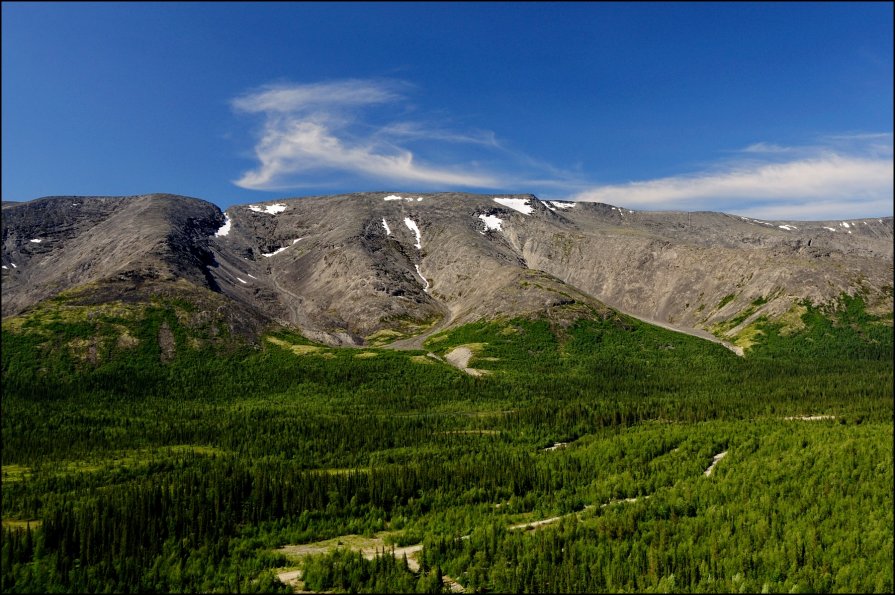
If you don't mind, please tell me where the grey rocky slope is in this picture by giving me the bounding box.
[2,192,892,347]
[0,194,268,337]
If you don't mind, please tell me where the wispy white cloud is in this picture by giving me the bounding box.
[232,79,404,114]
[823,132,893,142]
[572,136,893,220]
[237,118,501,189]
[232,79,504,190]
[731,198,894,221]
[375,121,500,147]
[740,142,797,154]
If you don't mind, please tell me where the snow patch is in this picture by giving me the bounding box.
[840,221,850,228]
[261,246,290,257]
[11,263,17,268]
[778,224,797,231]
[247,274,257,279]
[404,217,422,249]
[1,265,6,270]
[479,214,503,232]
[550,201,575,209]
[236,277,247,284]
[292,238,302,244]
[823,227,836,232]
[71,203,79,206]
[414,265,429,293]
[382,218,392,236]
[214,214,232,237]
[493,197,533,215]
[248,203,287,215]
[29,238,42,243]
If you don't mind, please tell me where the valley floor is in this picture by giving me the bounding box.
[1,297,892,593]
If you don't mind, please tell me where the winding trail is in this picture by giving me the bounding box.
[595,297,744,356]
[509,514,569,531]
[627,312,743,356]
[383,300,454,351]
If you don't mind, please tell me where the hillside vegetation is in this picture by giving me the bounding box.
[1,292,892,593]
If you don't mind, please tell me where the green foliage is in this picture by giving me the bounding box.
[717,293,737,308]
[301,549,435,593]
[746,294,892,361]
[1,294,892,592]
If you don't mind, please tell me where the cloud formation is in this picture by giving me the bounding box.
[572,137,893,220]
[232,80,503,190]
[230,80,891,221]
[232,79,402,114]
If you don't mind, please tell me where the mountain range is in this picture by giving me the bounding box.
[2,192,892,350]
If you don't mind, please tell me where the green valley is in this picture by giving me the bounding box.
[1,294,892,593]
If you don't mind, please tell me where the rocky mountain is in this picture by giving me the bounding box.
[2,192,892,348]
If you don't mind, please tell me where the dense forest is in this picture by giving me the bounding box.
[1,290,892,593]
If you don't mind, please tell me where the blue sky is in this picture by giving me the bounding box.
[2,2,892,219]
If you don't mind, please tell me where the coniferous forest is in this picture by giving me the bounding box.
[1,291,892,593]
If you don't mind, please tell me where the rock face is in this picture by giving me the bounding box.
[2,192,892,346]
[1,194,218,310]
[0,194,268,337]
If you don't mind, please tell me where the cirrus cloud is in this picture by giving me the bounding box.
[231,79,504,190]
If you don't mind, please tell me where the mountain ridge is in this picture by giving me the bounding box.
[2,192,892,349]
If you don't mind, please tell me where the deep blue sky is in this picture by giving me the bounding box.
[3,2,892,219]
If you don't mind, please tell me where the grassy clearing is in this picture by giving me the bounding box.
[265,336,322,355]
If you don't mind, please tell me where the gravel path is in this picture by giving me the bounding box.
[445,346,472,368]
[444,346,483,376]
[609,308,744,356]
[703,451,728,476]
[382,302,454,351]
